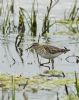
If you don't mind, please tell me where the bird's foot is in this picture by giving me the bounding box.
[39,63,50,70]
[40,63,44,66]
[51,59,54,70]
[44,65,50,70]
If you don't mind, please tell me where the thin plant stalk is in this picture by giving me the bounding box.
[11,76,15,100]
[75,72,79,97]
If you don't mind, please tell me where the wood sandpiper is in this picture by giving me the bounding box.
[26,43,70,69]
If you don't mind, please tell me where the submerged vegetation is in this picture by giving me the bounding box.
[0,71,77,90]
[0,71,79,99]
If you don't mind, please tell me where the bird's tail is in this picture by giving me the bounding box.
[64,47,70,53]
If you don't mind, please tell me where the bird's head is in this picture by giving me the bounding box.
[32,43,39,47]
[26,43,39,50]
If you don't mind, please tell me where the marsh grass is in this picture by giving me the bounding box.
[15,8,25,63]
[2,10,10,35]
[30,9,37,37]
[42,0,59,37]
[42,13,50,37]
[57,0,79,34]
[63,72,79,100]
[0,73,79,99]
[42,0,53,36]
[1,0,15,36]
[0,72,76,90]
[21,0,38,37]
[0,5,2,16]
[22,0,58,37]
[30,0,37,37]
[75,72,79,97]
[0,0,79,100]
[0,1,16,67]
[69,0,78,21]
[10,0,14,14]
[18,8,25,34]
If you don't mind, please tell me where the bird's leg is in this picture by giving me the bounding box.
[42,65,50,70]
[51,59,54,69]
[41,59,50,65]
[36,54,50,69]
[40,59,50,69]
[36,54,40,65]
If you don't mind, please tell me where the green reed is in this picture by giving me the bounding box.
[2,9,10,35]
[69,0,77,21]
[30,0,37,37]
[1,0,14,36]
[42,0,59,36]
[68,0,79,33]
[63,72,79,100]
[59,0,79,34]
[75,72,79,97]
[42,15,50,37]
[21,0,38,37]
[19,0,58,37]
[18,8,25,34]
[0,4,2,16]
[42,0,53,36]
[15,8,25,64]
[10,0,14,14]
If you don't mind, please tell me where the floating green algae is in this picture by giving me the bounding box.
[63,94,79,100]
[0,71,77,91]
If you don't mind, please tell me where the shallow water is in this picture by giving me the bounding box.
[0,0,79,100]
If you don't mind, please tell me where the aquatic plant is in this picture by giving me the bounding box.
[18,8,25,34]
[57,0,79,34]
[0,0,3,16]
[30,0,37,37]
[42,0,59,36]
[0,0,16,67]
[11,76,15,100]
[2,10,10,35]
[10,0,14,14]
[75,72,79,97]
[0,72,79,99]
[21,0,38,37]
[69,0,78,21]
[63,72,79,100]
[30,9,37,37]
[1,0,15,36]
[15,8,26,63]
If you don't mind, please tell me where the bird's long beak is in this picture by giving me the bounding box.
[25,45,33,50]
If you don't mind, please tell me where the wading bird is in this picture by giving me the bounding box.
[26,43,70,69]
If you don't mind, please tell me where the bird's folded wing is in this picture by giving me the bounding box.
[43,45,61,54]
